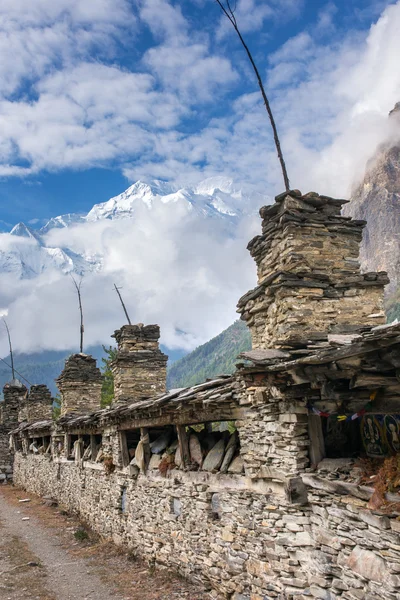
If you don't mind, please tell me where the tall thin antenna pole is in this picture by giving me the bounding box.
[0,357,31,386]
[114,284,132,325]
[71,276,84,353]
[215,0,290,191]
[3,319,15,380]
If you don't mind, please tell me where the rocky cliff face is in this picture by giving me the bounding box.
[344,104,400,297]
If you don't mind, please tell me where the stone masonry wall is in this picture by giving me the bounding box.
[111,324,168,404]
[237,191,388,349]
[1,381,27,481]
[236,377,310,480]
[56,354,102,416]
[13,450,400,600]
[26,385,53,421]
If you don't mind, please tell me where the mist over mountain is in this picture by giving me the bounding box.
[1,177,259,281]
[345,103,400,298]
[0,176,261,359]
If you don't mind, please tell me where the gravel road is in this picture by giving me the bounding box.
[0,486,209,600]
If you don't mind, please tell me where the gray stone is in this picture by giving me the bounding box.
[220,433,238,473]
[148,454,162,470]
[227,456,244,474]
[189,434,203,466]
[347,546,388,583]
[203,439,225,472]
[150,431,172,454]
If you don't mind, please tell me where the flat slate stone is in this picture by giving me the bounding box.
[174,445,182,468]
[189,434,203,466]
[228,456,244,474]
[203,439,226,472]
[150,431,172,454]
[239,349,291,362]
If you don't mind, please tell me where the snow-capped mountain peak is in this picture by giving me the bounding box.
[10,222,42,243]
[40,213,84,235]
[1,177,257,280]
[193,176,237,196]
[85,177,244,223]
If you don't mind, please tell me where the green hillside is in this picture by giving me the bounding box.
[167,320,251,389]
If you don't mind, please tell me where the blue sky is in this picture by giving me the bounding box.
[0,0,399,228]
[1,0,400,357]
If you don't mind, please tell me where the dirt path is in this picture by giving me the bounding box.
[0,486,209,600]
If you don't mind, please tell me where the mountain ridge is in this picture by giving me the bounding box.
[345,103,400,296]
[1,176,262,281]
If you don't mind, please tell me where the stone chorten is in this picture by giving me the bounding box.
[111,324,168,404]
[56,354,102,416]
[237,190,389,349]
[2,380,28,428]
[26,385,53,422]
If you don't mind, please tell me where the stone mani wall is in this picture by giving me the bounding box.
[10,190,400,597]
[111,324,168,404]
[13,448,400,600]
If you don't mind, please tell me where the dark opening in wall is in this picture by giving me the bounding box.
[120,429,141,467]
[42,436,51,454]
[90,434,102,461]
[54,436,64,457]
[14,436,23,452]
[28,437,42,454]
[67,434,79,460]
[323,416,362,459]
[119,422,242,475]
[175,421,242,474]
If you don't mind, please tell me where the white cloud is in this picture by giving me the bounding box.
[0,203,258,356]
[215,0,303,38]
[1,0,400,359]
[0,63,186,173]
[0,0,135,99]
[139,0,188,39]
[129,1,400,197]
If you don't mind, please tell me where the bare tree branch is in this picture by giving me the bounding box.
[215,0,290,191]
[71,276,84,353]
[3,319,15,380]
[113,284,132,325]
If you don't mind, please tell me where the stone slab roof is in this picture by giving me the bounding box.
[238,321,400,371]
[14,375,237,434]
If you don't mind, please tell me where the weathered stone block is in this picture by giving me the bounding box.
[347,546,388,583]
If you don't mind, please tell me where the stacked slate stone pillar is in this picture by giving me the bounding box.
[0,380,27,481]
[56,354,102,416]
[237,190,388,349]
[111,324,168,404]
[236,190,389,482]
[26,385,53,421]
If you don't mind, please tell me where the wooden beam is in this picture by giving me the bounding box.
[119,431,130,467]
[176,425,190,468]
[140,427,151,472]
[64,433,70,459]
[118,408,241,431]
[308,414,325,466]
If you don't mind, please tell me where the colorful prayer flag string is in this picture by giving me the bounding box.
[308,391,377,421]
